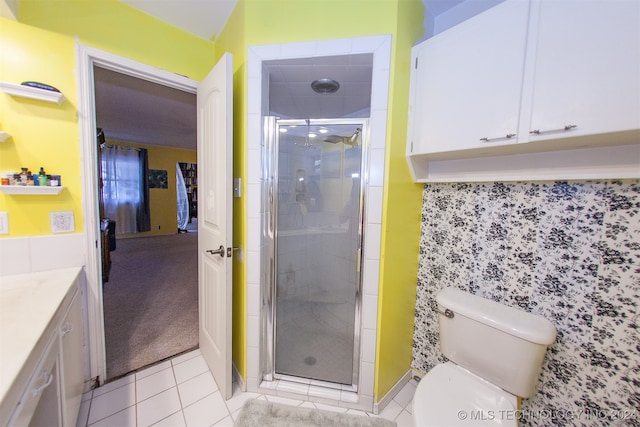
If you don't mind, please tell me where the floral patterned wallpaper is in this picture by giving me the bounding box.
[412,180,639,426]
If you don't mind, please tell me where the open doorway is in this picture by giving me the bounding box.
[79,45,233,395]
[93,65,199,381]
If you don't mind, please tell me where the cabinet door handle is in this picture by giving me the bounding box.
[480,133,516,142]
[530,124,577,135]
[33,371,54,396]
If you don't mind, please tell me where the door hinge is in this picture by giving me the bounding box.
[415,56,419,69]
[90,376,100,390]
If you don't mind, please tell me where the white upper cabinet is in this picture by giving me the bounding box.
[521,0,640,143]
[407,0,640,182]
[408,0,530,156]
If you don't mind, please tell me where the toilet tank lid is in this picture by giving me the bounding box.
[436,287,557,345]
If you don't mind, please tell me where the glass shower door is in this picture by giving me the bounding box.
[271,118,366,387]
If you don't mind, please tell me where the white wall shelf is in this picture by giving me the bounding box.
[0,185,64,195]
[0,81,65,104]
[408,142,640,183]
[0,131,10,142]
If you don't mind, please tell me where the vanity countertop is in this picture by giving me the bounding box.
[0,267,82,408]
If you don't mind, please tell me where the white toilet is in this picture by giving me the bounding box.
[413,287,557,426]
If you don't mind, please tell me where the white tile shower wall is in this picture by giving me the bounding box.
[413,180,640,427]
[246,35,391,412]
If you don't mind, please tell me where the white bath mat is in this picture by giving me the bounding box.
[234,398,397,427]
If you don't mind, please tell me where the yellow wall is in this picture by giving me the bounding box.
[0,18,81,236]
[105,139,196,237]
[375,0,426,399]
[18,0,216,82]
[216,0,425,401]
[14,0,426,404]
[214,0,247,383]
[2,2,213,239]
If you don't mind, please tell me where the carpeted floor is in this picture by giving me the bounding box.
[103,230,198,380]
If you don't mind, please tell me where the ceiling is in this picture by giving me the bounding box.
[96,0,466,151]
[265,54,373,120]
[94,67,197,150]
[119,0,466,41]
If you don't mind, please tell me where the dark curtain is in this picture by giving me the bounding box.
[137,148,151,232]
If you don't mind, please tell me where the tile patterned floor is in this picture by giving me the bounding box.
[77,349,417,427]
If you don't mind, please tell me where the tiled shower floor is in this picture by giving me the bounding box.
[77,349,417,427]
[276,299,354,384]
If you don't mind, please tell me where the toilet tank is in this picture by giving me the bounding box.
[436,287,556,398]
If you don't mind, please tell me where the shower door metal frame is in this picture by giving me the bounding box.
[261,116,369,391]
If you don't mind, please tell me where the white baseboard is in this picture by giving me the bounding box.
[232,362,246,393]
[373,369,413,415]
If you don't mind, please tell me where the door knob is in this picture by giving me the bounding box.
[206,245,225,257]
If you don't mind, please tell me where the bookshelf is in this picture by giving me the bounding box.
[178,162,197,223]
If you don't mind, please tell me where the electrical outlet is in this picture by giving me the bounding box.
[0,212,8,234]
[50,211,75,233]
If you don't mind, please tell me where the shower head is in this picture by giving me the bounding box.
[350,128,360,142]
[349,128,361,145]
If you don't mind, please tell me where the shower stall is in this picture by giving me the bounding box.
[263,117,368,389]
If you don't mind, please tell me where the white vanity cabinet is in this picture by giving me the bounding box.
[407,0,640,182]
[59,290,84,427]
[9,334,62,427]
[407,0,530,156]
[0,268,85,427]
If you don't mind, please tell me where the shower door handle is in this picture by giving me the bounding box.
[206,245,225,257]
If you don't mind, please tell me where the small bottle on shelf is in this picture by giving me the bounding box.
[0,172,12,185]
[19,167,28,185]
[38,167,48,186]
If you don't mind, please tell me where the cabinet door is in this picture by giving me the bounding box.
[9,335,62,427]
[60,291,84,427]
[524,0,640,141]
[408,0,530,155]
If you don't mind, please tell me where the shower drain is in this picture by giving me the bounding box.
[304,356,317,366]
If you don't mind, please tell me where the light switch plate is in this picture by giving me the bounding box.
[0,212,8,234]
[51,211,75,233]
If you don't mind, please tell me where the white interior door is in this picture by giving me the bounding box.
[197,52,233,399]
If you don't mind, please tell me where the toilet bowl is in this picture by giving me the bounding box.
[412,287,556,426]
[413,362,518,426]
